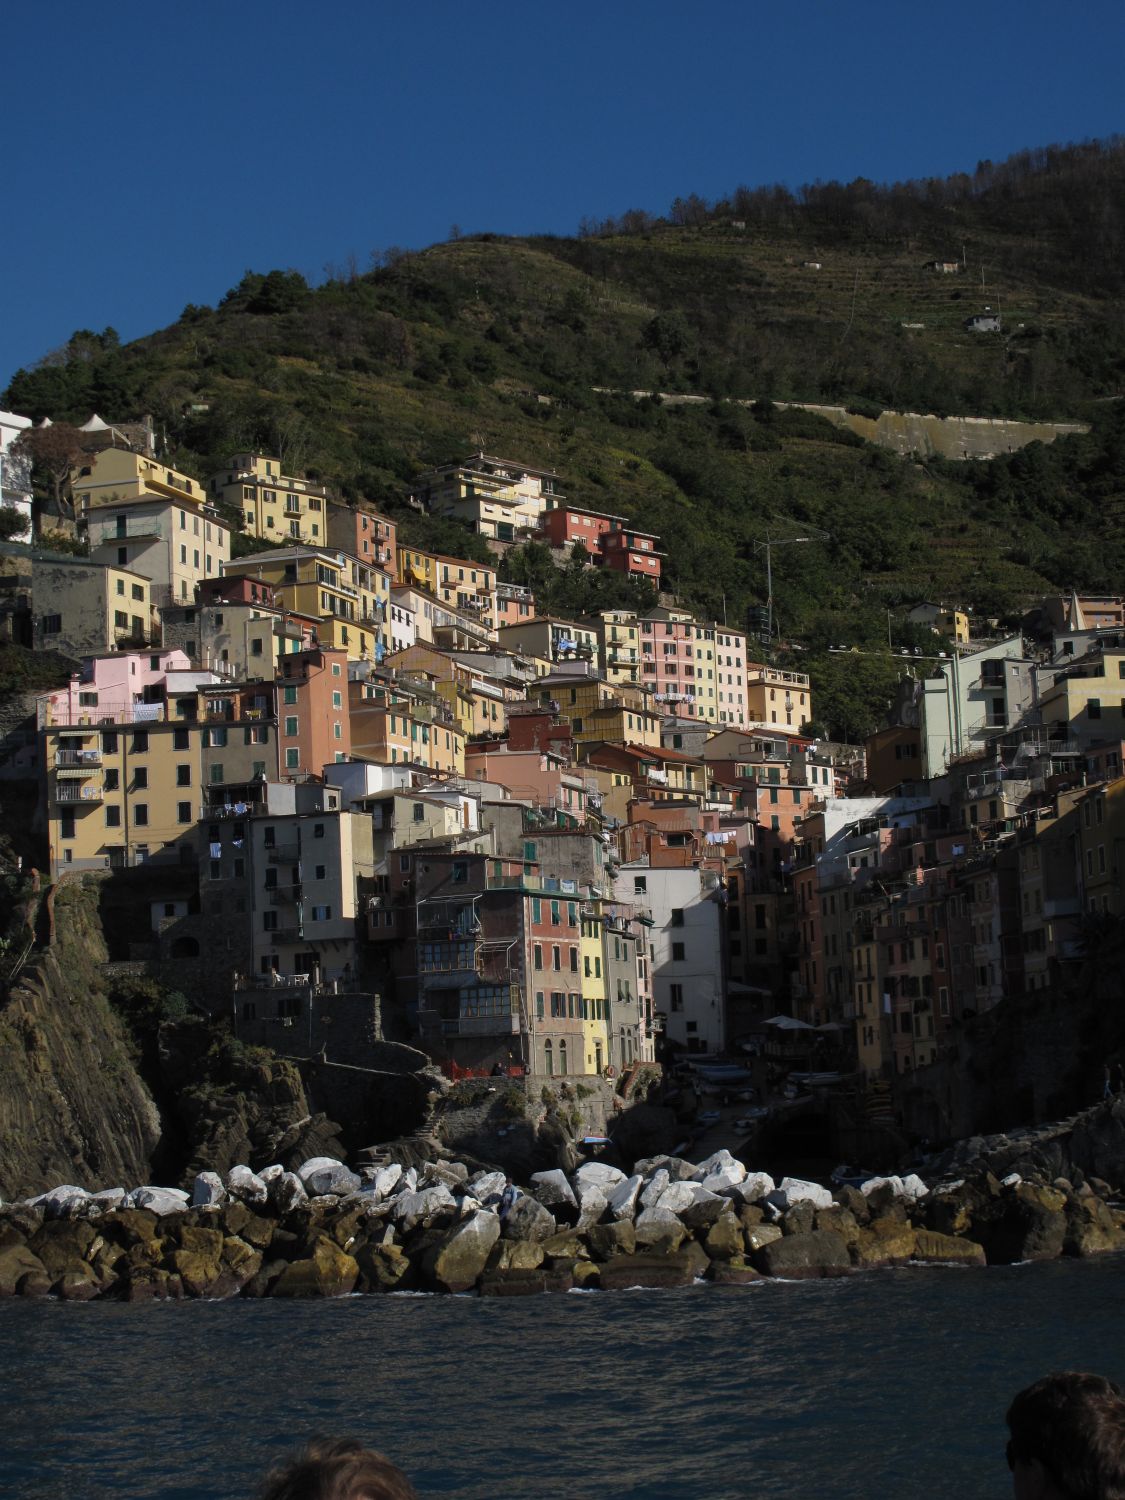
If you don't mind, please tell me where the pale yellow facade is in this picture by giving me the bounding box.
[410,454,562,542]
[210,454,332,546]
[72,448,209,516]
[221,549,389,663]
[579,908,610,1075]
[745,665,812,729]
[32,558,154,657]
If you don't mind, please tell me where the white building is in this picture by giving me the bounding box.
[0,410,33,537]
[614,862,725,1054]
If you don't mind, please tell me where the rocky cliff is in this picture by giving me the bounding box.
[0,883,162,1200]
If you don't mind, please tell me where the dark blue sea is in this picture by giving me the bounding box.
[3,1257,1124,1499]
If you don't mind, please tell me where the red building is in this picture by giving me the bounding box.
[599,523,663,582]
[537,505,663,583]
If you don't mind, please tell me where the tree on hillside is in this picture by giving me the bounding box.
[12,423,88,532]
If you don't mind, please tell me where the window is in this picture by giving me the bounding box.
[133,804,149,827]
[413,802,425,822]
[672,942,685,961]
[132,732,148,754]
[284,716,298,736]
[177,802,192,824]
[534,944,543,970]
[634,877,647,895]
[311,905,333,921]
[285,748,299,769]
[173,728,189,750]
[133,767,148,789]
[670,908,684,926]
[210,763,225,784]
[1088,699,1102,719]
[283,686,298,705]
[105,806,121,828]
[569,947,579,972]
[176,764,191,786]
[670,983,684,1011]
[452,860,468,883]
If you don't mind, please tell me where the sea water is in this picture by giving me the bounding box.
[3,1256,1124,1499]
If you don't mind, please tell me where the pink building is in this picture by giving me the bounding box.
[639,609,698,716]
[40,648,195,726]
[464,744,588,818]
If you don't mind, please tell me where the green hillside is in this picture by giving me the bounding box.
[6,139,1125,738]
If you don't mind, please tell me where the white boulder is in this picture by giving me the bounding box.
[779,1176,833,1209]
[42,1185,91,1219]
[575,1184,608,1230]
[302,1162,362,1197]
[226,1165,268,1205]
[269,1171,308,1214]
[574,1161,626,1193]
[392,1185,457,1232]
[127,1186,190,1216]
[468,1170,505,1205]
[607,1174,643,1222]
[531,1169,578,1213]
[693,1150,747,1185]
[639,1168,670,1210]
[191,1172,227,1207]
[373,1163,404,1199]
[736,1172,776,1203]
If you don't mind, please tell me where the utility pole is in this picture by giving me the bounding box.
[754,529,830,645]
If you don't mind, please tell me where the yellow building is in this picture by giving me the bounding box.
[40,679,276,877]
[745,664,812,730]
[72,448,209,516]
[210,454,332,546]
[1078,778,1125,918]
[579,904,611,1075]
[529,674,660,749]
[73,449,231,607]
[383,644,517,738]
[1038,648,1125,747]
[593,609,641,688]
[396,547,498,631]
[220,548,389,663]
[349,677,466,774]
[32,557,154,657]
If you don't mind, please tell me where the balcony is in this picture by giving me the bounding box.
[442,1014,522,1037]
[55,748,102,771]
[91,520,164,544]
[52,782,103,804]
[268,884,303,906]
[266,844,302,864]
[270,926,304,945]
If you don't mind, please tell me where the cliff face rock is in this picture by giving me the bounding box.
[0,886,161,1201]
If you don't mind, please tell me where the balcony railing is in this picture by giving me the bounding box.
[266,845,301,864]
[270,926,304,945]
[55,749,102,770]
[268,884,303,906]
[52,783,103,803]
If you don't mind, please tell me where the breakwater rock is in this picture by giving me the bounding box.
[3,1144,1124,1302]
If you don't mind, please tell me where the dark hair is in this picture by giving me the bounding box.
[257,1438,417,1500]
[1006,1372,1125,1499]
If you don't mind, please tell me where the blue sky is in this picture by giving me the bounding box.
[4,0,1123,390]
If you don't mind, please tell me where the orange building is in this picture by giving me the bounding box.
[277,647,351,777]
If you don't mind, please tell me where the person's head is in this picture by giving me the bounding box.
[1006,1372,1125,1500]
[257,1438,416,1500]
